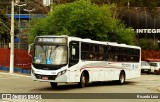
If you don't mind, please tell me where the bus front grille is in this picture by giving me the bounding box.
[34,74,57,80]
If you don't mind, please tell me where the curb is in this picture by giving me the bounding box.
[14,68,23,73]
[22,69,31,74]
[1,66,9,71]
[0,66,31,74]
[0,65,3,70]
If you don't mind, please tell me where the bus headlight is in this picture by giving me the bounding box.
[31,69,35,75]
[57,69,67,77]
[62,70,67,75]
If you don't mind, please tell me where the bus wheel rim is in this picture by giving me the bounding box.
[82,76,85,84]
[120,74,124,83]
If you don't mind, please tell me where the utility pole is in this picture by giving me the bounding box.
[10,0,15,73]
[50,0,53,12]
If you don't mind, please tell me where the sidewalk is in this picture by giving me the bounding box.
[0,65,31,75]
[0,71,31,77]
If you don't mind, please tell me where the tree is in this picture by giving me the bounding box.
[0,9,19,44]
[0,11,10,43]
[25,0,49,14]
[138,38,159,50]
[29,0,136,45]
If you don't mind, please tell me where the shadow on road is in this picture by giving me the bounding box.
[30,81,137,92]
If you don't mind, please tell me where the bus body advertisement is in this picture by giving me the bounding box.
[30,35,141,88]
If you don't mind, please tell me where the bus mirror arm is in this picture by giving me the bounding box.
[28,43,33,57]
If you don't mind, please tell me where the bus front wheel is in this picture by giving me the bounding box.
[78,72,89,88]
[50,82,57,88]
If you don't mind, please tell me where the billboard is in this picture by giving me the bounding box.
[120,8,160,40]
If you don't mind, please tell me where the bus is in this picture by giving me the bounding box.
[29,35,141,88]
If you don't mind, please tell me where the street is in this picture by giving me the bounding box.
[0,72,160,102]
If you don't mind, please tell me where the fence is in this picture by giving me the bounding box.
[141,50,160,61]
[0,48,32,70]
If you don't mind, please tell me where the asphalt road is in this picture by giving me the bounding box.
[0,72,160,102]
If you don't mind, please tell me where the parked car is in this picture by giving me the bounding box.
[141,61,151,74]
[149,62,160,75]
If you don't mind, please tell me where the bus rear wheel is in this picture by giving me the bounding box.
[118,72,125,85]
[78,72,89,88]
[50,82,57,88]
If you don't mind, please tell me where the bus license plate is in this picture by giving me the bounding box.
[42,76,48,80]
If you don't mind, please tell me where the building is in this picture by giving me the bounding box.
[120,7,160,42]
[6,14,46,49]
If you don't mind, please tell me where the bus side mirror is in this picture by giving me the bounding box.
[28,43,33,57]
[72,47,76,55]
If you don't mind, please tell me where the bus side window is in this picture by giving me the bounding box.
[114,55,118,61]
[81,43,89,60]
[107,46,114,61]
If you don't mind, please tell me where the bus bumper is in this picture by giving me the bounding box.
[31,72,68,82]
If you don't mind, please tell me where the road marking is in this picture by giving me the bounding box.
[142,79,160,81]
[136,83,160,86]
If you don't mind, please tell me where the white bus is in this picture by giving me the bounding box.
[29,35,141,88]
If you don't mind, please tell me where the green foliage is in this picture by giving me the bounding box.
[29,18,49,43]
[0,10,19,43]
[138,38,159,50]
[108,22,136,45]
[0,13,10,43]
[29,0,136,45]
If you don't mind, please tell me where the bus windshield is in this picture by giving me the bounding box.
[33,45,67,65]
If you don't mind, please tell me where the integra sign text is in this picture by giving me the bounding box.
[136,29,160,34]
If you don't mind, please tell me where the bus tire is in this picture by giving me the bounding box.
[78,72,89,88]
[50,82,57,88]
[118,72,125,85]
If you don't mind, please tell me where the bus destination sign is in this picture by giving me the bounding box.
[36,37,67,44]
